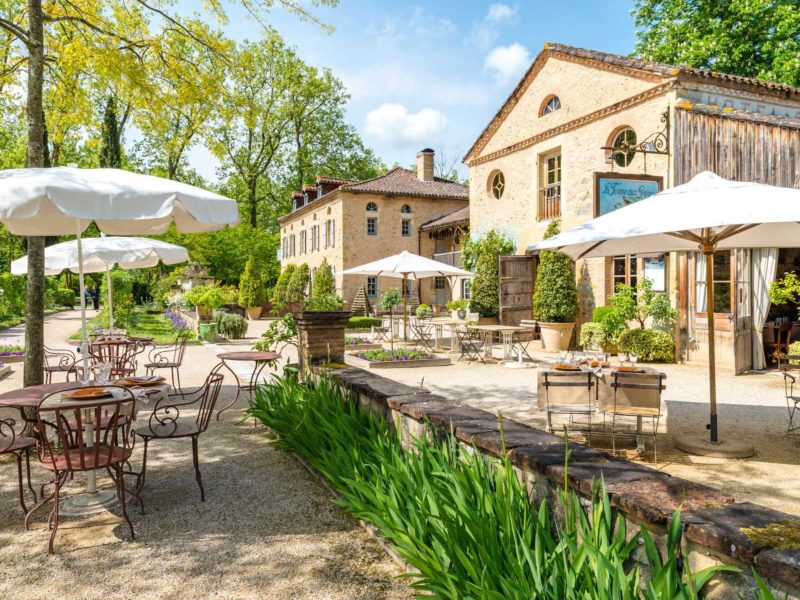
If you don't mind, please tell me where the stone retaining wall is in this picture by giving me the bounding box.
[314,364,800,600]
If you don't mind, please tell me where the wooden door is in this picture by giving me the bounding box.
[499,255,536,325]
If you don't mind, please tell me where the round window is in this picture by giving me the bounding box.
[366,202,378,212]
[612,128,637,167]
[490,172,505,200]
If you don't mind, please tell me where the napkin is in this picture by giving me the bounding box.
[107,386,150,404]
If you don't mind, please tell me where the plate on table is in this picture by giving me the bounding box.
[616,366,646,373]
[62,387,113,400]
[116,375,166,387]
[553,364,581,371]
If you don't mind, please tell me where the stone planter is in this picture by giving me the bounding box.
[346,342,383,351]
[245,306,262,320]
[345,353,451,369]
[0,364,11,379]
[0,353,24,364]
[539,322,575,351]
[295,310,353,376]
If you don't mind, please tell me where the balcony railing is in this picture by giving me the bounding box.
[538,183,561,220]
[433,251,463,268]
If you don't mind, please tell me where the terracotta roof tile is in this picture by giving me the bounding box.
[420,206,469,231]
[675,100,800,129]
[341,168,467,200]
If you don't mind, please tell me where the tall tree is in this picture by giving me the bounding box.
[633,0,800,85]
[98,96,122,168]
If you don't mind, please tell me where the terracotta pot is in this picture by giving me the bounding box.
[246,306,262,320]
[539,322,575,351]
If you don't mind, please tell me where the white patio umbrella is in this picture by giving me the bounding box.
[10,236,190,328]
[342,250,473,340]
[531,171,800,454]
[0,167,238,509]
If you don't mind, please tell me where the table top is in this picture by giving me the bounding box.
[539,363,666,377]
[217,351,280,362]
[0,380,168,409]
[68,337,152,347]
[472,324,529,332]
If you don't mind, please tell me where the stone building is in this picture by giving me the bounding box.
[278,149,468,309]
[465,43,800,372]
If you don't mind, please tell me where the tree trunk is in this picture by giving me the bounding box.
[249,178,258,228]
[23,0,45,387]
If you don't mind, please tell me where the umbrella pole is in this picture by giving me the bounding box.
[76,222,90,385]
[403,273,408,342]
[704,246,719,443]
[106,267,114,330]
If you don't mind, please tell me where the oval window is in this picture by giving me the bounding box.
[366,202,378,212]
[489,171,505,200]
[541,95,561,116]
[611,128,637,167]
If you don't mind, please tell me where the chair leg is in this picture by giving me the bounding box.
[174,367,184,396]
[137,438,150,493]
[24,448,36,503]
[192,436,205,501]
[48,473,62,555]
[115,464,135,540]
[15,452,28,514]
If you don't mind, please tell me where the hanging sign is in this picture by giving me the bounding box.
[594,173,662,217]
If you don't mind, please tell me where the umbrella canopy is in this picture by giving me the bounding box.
[341,250,473,279]
[529,171,800,452]
[0,167,239,235]
[9,236,189,275]
[530,171,800,259]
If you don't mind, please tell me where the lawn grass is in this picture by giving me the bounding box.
[70,309,197,344]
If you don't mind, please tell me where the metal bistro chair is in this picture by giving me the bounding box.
[0,417,37,517]
[88,339,140,378]
[144,332,189,395]
[512,320,540,362]
[43,345,78,384]
[33,386,139,554]
[410,320,436,352]
[783,371,800,446]
[542,370,595,444]
[456,326,485,363]
[608,370,666,462]
[134,373,224,502]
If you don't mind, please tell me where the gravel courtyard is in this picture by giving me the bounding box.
[0,311,411,600]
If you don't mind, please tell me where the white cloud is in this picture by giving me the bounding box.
[409,7,458,37]
[484,43,531,85]
[486,4,518,23]
[364,103,448,146]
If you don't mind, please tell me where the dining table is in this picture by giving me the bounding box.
[0,378,171,514]
[210,351,280,419]
[428,318,464,352]
[472,324,531,361]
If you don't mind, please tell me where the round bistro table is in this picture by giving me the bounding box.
[0,379,170,515]
[211,351,280,420]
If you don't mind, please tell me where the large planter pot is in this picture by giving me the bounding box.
[196,306,213,323]
[246,306,262,321]
[294,310,353,377]
[478,316,498,325]
[539,322,575,352]
[198,322,218,343]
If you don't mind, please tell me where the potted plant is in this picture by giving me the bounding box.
[294,292,352,376]
[415,303,431,319]
[187,284,234,342]
[446,298,469,320]
[239,256,265,320]
[532,220,578,351]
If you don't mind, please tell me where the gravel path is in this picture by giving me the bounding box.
[0,312,411,599]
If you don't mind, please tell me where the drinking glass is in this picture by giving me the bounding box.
[93,362,112,384]
[559,350,567,363]
[630,354,639,366]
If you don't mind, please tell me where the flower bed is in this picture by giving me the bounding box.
[345,336,382,351]
[0,345,24,363]
[346,347,450,369]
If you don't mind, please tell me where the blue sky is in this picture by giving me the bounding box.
[184,0,638,180]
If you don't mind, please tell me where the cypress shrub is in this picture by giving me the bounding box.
[286,263,310,303]
[311,257,336,300]
[532,220,578,323]
[467,230,516,318]
[271,264,296,305]
[239,255,265,308]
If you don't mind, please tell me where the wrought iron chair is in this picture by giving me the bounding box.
[608,370,666,462]
[512,321,539,362]
[456,326,485,363]
[32,386,139,554]
[88,339,139,378]
[0,418,37,517]
[783,372,800,446]
[43,345,78,384]
[410,321,436,352]
[541,370,595,444]
[134,373,224,501]
[144,333,189,395]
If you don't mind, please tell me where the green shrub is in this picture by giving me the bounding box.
[56,287,76,307]
[592,306,615,322]
[186,284,235,311]
[415,303,431,319]
[305,294,344,310]
[238,255,265,308]
[311,257,336,300]
[467,230,516,317]
[246,375,734,598]
[100,269,138,328]
[216,311,248,339]
[271,264,296,306]
[347,316,381,330]
[446,298,468,311]
[611,279,677,330]
[579,322,605,350]
[618,328,675,362]
[533,220,578,323]
[286,263,310,303]
[253,313,297,352]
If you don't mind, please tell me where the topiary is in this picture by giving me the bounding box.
[618,328,675,362]
[272,264,296,305]
[312,258,336,301]
[532,220,578,323]
[416,303,431,319]
[238,255,265,308]
[286,263,310,303]
[592,306,615,323]
[468,230,516,318]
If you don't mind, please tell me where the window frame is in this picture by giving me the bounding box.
[366,201,378,212]
[540,95,561,116]
[695,251,734,317]
[461,278,471,300]
[489,171,505,200]
[538,151,562,220]
[367,216,378,236]
[401,204,412,214]
[610,127,637,168]
[401,218,412,237]
[367,276,378,298]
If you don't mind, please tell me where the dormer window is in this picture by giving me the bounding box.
[401,204,411,214]
[540,95,561,116]
[316,183,323,198]
[303,191,312,204]
[366,202,378,212]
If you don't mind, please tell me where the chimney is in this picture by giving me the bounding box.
[416,148,435,182]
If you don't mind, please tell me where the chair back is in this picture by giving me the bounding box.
[763,326,776,344]
[195,373,224,433]
[43,345,76,370]
[542,371,594,408]
[36,386,135,472]
[149,332,188,366]
[0,418,19,453]
[90,340,137,376]
[148,373,224,437]
[609,371,665,415]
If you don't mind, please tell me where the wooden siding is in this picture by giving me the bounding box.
[674,108,800,187]
[499,255,536,325]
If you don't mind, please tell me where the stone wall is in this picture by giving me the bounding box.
[314,364,800,599]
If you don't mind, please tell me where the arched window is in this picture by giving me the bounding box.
[540,95,561,116]
[366,202,378,212]
[488,171,505,200]
[401,204,412,214]
[610,127,637,167]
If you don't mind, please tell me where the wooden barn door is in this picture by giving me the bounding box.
[499,255,536,325]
